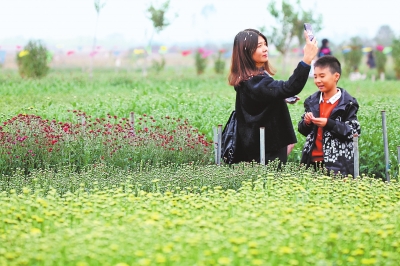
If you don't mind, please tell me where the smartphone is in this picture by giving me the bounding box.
[304,23,314,41]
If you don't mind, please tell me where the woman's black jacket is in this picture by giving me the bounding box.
[233,62,310,163]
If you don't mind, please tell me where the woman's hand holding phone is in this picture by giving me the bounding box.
[302,25,318,64]
[285,96,300,104]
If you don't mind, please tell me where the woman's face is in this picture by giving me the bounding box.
[252,35,268,68]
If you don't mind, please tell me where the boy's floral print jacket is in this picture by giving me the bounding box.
[298,88,361,176]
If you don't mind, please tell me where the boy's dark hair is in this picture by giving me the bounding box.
[321,38,329,47]
[314,55,341,75]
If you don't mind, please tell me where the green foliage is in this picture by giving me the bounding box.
[147,0,171,33]
[16,40,49,78]
[0,70,399,179]
[0,160,284,195]
[195,49,208,75]
[151,56,166,73]
[214,49,226,74]
[264,0,322,56]
[392,36,400,79]
[342,37,363,75]
[375,50,387,74]
[94,0,106,14]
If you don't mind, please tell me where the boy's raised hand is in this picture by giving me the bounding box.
[302,31,318,65]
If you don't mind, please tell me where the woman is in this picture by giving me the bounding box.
[227,29,318,164]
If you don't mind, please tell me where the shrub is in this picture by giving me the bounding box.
[392,37,400,79]
[16,40,49,78]
[214,49,226,74]
[151,55,166,73]
[342,37,363,75]
[195,48,209,75]
[0,111,213,176]
[375,45,387,75]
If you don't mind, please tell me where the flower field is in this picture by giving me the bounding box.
[1,168,400,265]
[1,68,400,265]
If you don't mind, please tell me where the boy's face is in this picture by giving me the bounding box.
[314,66,340,94]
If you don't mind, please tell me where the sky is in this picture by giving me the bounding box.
[0,0,399,50]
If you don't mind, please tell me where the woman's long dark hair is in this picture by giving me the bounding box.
[228,29,276,86]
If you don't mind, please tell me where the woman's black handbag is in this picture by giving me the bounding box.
[221,111,237,164]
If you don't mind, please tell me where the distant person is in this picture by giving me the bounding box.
[309,38,331,78]
[227,28,318,165]
[367,51,376,69]
[298,55,361,177]
[318,38,332,57]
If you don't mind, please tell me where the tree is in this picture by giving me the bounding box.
[89,0,106,79]
[392,36,400,79]
[144,0,174,75]
[147,0,171,34]
[342,37,363,76]
[263,0,322,73]
[16,40,49,78]
[374,25,395,47]
[375,46,387,77]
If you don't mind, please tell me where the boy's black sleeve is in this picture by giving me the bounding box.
[324,100,361,140]
[298,100,314,136]
[298,114,314,137]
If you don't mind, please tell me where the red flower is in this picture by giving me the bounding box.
[51,139,58,145]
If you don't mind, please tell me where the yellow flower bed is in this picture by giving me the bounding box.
[1,175,400,265]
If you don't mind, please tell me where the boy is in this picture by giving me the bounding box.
[298,55,361,177]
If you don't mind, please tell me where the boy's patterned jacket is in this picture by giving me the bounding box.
[298,88,361,176]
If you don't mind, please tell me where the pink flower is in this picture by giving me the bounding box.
[181,50,191,56]
[198,48,212,58]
